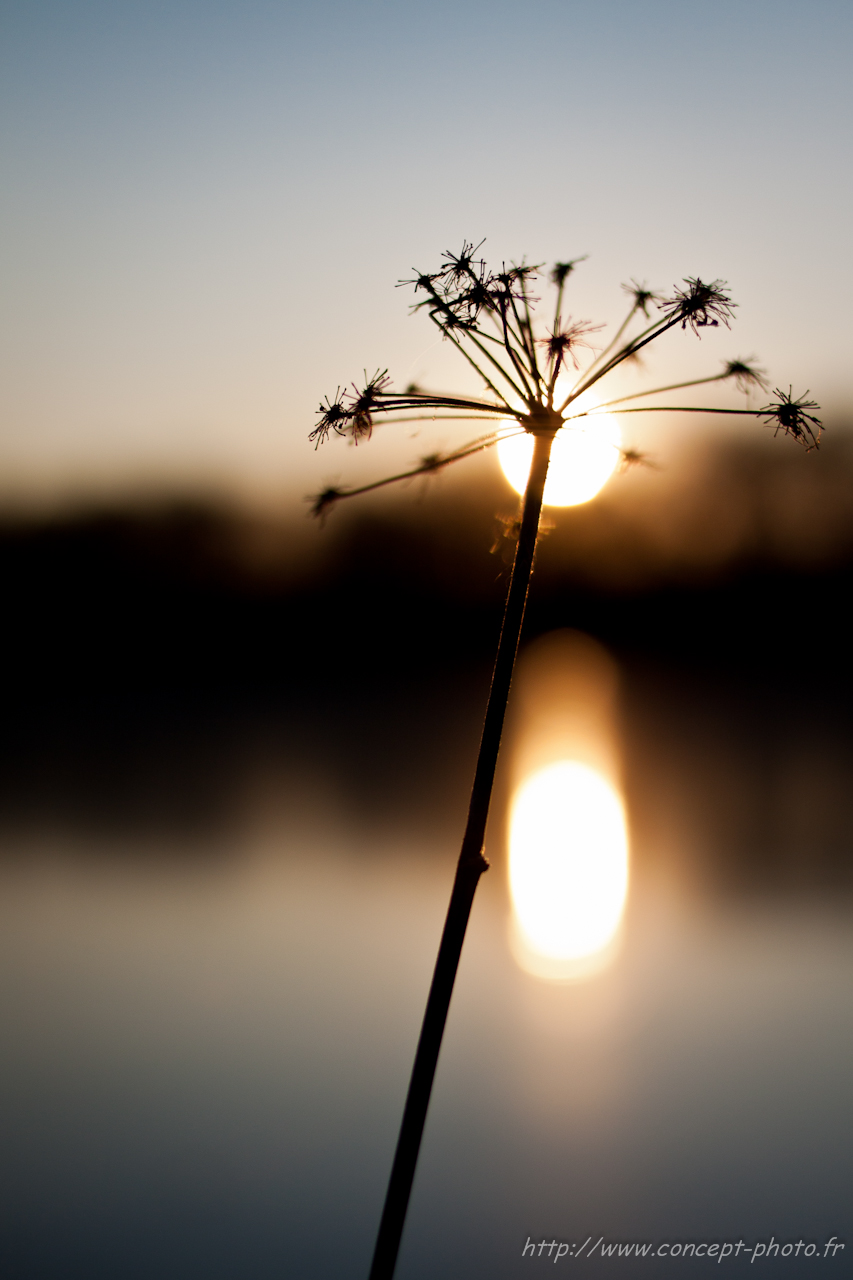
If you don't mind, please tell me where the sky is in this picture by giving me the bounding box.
[1,0,851,513]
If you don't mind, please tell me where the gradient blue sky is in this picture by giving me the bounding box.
[1,0,850,510]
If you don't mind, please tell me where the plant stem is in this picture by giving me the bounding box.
[368,428,556,1280]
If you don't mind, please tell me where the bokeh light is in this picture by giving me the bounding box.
[508,759,629,981]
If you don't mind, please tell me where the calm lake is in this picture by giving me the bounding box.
[1,634,851,1278]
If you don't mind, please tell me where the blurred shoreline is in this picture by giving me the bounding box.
[2,428,852,693]
[2,428,851,897]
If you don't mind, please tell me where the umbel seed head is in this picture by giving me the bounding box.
[659,277,736,334]
[308,243,821,516]
[759,387,822,450]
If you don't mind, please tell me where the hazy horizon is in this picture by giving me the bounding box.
[2,0,851,515]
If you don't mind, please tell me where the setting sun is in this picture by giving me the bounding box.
[497,401,621,507]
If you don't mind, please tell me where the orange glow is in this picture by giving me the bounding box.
[508,760,629,981]
[497,393,621,507]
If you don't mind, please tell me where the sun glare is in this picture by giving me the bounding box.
[497,395,621,507]
[508,760,629,981]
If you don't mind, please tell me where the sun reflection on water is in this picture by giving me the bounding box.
[506,631,629,981]
[509,760,629,981]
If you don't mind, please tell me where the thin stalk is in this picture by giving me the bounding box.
[365,414,512,426]
[477,300,530,354]
[560,314,680,410]
[322,428,529,508]
[440,322,528,408]
[374,394,509,413]
[425,299,531,405]
[517,289,545,390]
[368,429,556,1280]
[577,302,639,383]
[594,372,729,410]
[546,340,566,403]
[471,323,527,352]
[550,256,588,330]
[496,302,538,402]
[552,279,566,333]
[579,404,763,416]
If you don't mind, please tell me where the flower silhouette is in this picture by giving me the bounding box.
[320,245,823,1280]
[310,245,820,515]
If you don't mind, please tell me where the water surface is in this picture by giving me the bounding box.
[1,644,851,1277]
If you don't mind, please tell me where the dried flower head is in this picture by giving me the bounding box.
[618,447,657,471]
[310,390,351,448]
[493,263,538,308]
[722,357,769,393]
[550,257,588,288]
[348,370,390,442]
[310,245,820,521]
[309,485,344,521]
[418,452,450,474]
[437,239,487,290]
[457,262,532,327]
[410,271,442,295]
[621,279,662,318]
[452,274,498,326]
[404,245,541,335]
[759,387,822,450]
[310,371,394,447]
[659,277,736,334]
[539,318,604,371]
